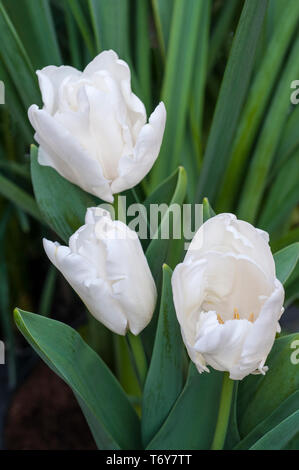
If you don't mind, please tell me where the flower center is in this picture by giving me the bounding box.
[217,308,255,324]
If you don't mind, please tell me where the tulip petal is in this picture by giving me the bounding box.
[111,102,166,194]
[28,105,113,202]
[43,238,128,335]
[37,65,81,114]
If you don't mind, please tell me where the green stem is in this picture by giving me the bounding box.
[126,332,147,388]
[211,372,234,450]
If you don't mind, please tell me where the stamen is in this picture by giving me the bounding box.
[233,308,240,320]
[217,314,224,324]
[249,313,254,323]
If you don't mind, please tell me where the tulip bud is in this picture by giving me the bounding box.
[28,50,166,203]
[43,207,157,335]
[172,213,285,380]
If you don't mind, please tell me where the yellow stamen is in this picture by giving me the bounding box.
[249,313,254,323]
[233,308,240,320]
[217,314,224,324]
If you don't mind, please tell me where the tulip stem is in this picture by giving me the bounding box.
[125,332,147,389]
[211,372,234,450]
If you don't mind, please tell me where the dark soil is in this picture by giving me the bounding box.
[4,361,97,450]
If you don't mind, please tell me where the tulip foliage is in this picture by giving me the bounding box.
[0,0,299,451]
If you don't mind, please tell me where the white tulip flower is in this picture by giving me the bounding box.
[28,50,166,203]
[172,213,285,380]
[43,207,157,335]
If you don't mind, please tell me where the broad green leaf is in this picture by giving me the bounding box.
[237,35,299,223]
[235,391,299,449]
[217,0,299,212]
[142,265,184,447]
[271,227,299,253]
[2,0,61,69]
[14,308,141,450]
[196,0,267,204]
[250,411,299,450]
[274,243,299,285]
[238,333,299,436]
[0,172,42,223]
[150,0,204,185]
[147,364,223,450]
[30,145,96,243]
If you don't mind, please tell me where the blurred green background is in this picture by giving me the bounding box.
[0,0,299,449]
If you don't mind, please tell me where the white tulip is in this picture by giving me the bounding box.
[28,50,166,203]
[43,207,157,335]
[172,213,285,380]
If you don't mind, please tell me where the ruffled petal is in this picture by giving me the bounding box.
[111,102,166,194]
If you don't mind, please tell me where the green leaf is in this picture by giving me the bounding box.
[189,0,211,162]
[250,411,299,450]
[2,0,61,69]
[142,264,184,447]
[258,149,299,235]
[235,391,299,449]
[224,381,241,449]
[150,0,204,185]
[30,145,96,243]
[208,0,239,73]
[203,197,216,222]
[270,105,299,181]
[0,172,42,223]
[196,0,268,204]
[151,0,174,58]
[145,166,187,281]
[217,0,299,212]
[147,364,223,450]
[142,166,187,356]
[237,34,299,223]
[0,1,41,110]
[88,0,130,62]
[274,243,299,285]
[238,333,299,437]
[14,308,141,450]
[66,0,95,58]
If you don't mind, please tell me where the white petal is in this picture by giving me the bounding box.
[111,102,166,194]
[28,105,113,202]
[37,65,81,114]
[98,220,157,335]
[186,213,276,283]
[43,238,128,335]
